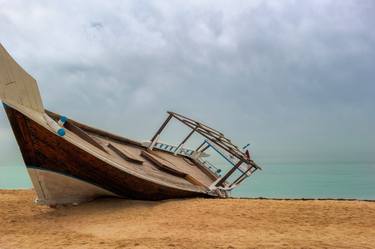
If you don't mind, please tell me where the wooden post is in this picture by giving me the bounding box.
[236,168,257,186]
[195,141,207,151]
[200,144,210,153]
[149,113,172,150]
[174,126,198,155]
[229,166,252,188]
[215,160,243,187]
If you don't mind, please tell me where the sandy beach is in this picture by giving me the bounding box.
[0,190,374,249]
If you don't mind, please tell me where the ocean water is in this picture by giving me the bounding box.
[232,162,375,200]
[0,163,374,200]
[0,165,31,189]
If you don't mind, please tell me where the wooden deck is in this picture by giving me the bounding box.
[46,110,218,190]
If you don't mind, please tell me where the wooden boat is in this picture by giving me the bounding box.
[0,43,261,205]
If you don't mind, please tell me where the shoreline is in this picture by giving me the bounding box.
[1,189,374,248]
[233,197,375,202]
[2,188,374,202]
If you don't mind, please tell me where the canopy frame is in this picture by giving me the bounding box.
[149,111,261,189]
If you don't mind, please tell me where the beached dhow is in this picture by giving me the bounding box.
[0,44,261,205]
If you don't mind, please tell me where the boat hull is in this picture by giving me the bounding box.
[4,105,209,204]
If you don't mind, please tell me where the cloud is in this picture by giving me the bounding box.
[0,0,374,163]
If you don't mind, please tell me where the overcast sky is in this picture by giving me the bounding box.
[0,0,374,166]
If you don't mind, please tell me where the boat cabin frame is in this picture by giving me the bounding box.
[148,111,261,190]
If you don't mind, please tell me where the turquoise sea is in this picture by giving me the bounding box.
[0,163,374,200]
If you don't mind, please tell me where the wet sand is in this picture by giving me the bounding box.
[0,190,374,249]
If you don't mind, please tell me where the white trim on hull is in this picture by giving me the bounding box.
[27,168,118,205]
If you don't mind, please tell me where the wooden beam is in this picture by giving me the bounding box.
[107,143,143,165]
[215,160,243,187]
[200,144,210,153]
[140,151,187,177]
[168,111,224,137]
[45,110,143,148]
[195,141,207,151]
[171,113,245,161]
[236,168,257,186]
[229,167,253,187]
[149,113,173,149]
[64,121,107,153]
[174,126,198,155]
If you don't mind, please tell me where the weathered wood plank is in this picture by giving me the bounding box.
[140,150,187,178]
[107,143,143,165]
[64,121,107,153]
[45,110,143,148]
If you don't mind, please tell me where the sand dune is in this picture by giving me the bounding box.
[0,190,374,249]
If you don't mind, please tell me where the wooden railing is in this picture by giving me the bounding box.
[153,142,195,157]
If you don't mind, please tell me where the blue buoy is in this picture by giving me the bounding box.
[59,116,68,123]
[57,128,65,136]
